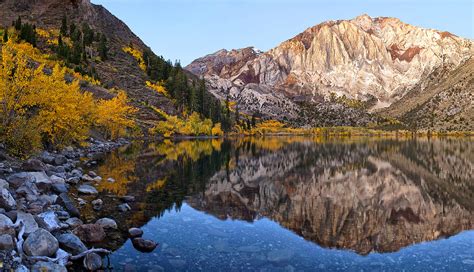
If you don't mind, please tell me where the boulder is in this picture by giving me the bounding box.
[0,188,16,211]
[39,151,55,165]
[96,218,117,230]
[83,252,102,271]
[23,229,59,257]
[132,238,158,253]
[77,185,98,195]
[128,228,143,238]
[57,193,80,217]
[73,224,106,243]
[0,234,14,250]
[0,179,9,189]
[57,233,88,255]
[31,261,67,272]
[0,213,13,228]
[16,212,39,235]
[21,159,46,172]
[50,175,65,184]
[6,172,35,188]
[36,211,61,232]
[51,183,68,194]
[53,155,67,166]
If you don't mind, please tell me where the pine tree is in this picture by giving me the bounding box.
[14,16,22,31]
[2,31,8,43]
[98,34,108,60]
[60,15,68,36]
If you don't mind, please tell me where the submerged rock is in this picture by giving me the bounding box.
[128,228,143,238]
[83,252,103,271]
[23,229,59,257]
[31,261,67,272]
[132,238,158,253]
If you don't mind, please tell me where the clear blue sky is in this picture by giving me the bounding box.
[91,0,473,65]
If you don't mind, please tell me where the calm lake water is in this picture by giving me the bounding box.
[76,137,474,271]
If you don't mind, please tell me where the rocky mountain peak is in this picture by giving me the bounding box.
[186,14,473,123]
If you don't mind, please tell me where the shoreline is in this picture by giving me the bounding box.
[0,137,131,271]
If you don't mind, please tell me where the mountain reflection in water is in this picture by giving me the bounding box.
[82,137,473,257]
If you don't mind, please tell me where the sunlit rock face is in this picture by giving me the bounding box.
[186,15,473,120]
[187,139,474,254]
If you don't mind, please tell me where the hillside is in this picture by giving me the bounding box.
[187,14,474,130]
[0,0,179,127]
[383,58,474,131]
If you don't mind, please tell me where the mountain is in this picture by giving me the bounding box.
[186,15,473,129]
[0,0,176,127]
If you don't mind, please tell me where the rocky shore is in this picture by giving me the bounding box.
[0,138,157,271]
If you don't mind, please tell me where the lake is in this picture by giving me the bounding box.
[75,137,474,271]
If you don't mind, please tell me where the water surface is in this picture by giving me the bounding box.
[76,137,474,271]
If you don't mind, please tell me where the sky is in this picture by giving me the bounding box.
[91,0,473,65]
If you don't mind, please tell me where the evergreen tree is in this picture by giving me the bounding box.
[2,31,8,43]
[14,16,22,31]
[60,15,68,36]
[98,34,108,60]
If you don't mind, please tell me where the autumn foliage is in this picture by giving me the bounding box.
[151,108,223,137]
[0,41,136,156]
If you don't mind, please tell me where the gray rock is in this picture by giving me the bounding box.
[77,185,98,195]
[31,261,67,272]
[21,159,46,172]
[66,177,80,184]
[39,151,55,165]
[0,213,13,228]
[0,188,16,211]
[96,218,117,229]
[0,234,14,250]
[120,195,135,203]
[81,174,94,182]
[88,171,97,178]
[70,169,83,178]
[6,172,35,188]
[50,175,65,184]
[83,252,102,271]
[92,199,103,211]
[65,217,83,228]
[51,183,68,194]
[54,155,67,166]
[24,229,59,257]
[132,238,158,253]
[56,211,70,220]
[57,193,80,217]
[37,211,61,232]
[0,179,9,189]
[128,228,143,238]
[106,177,115,183]
[57,233,87,255]
[118,203,131,212]
[16,212,39,235]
